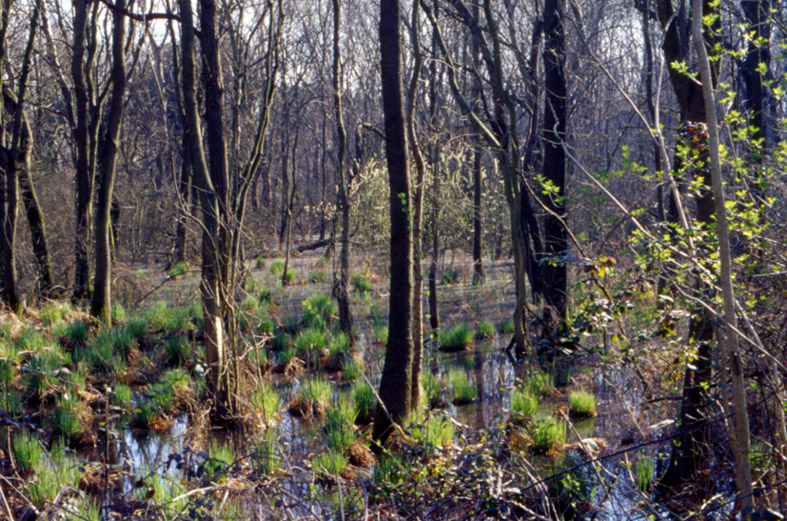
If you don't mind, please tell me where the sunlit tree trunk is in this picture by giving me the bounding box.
[373,0,413,445]
[91,0,127,322]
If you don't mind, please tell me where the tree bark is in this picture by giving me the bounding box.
[71,0,93,303]
[692,0,753,504]
[373,0,413,445]
[90,0,127,322]
[406,0,426,410]
[541,0,569,330]
[332,0,354,343]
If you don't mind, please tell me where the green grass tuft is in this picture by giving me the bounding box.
[498,318,515,335]
[635,455,655,492]
[510,388,538,421]
[310,270,327,284]
[168,261,190,278]
[50,394,84,443]
[411,413,455,447]
[353,382,375,424]
[531,416,566,454]
[439,324,473,352]
[448,368,478,404]
[164,335,191,365]
[312,449,348,476]
[41,302,71,326]
[568,390,596,418]
[422,371,443,409]
[12,430,43,473]
[302,293,337,328]
[270,258,285,276]
[251,383,280,424]
[523,372,554,397]
[476,318,495,339]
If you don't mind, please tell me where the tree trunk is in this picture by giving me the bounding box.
[178,0,231,420]
[541,0,569,330]
[332,0,354,343]
[692,0,753,503]
[71,0,93,303]
[373,0,413,445]
[90,0,126,322]
[406,0,426,410]
[655,0,722,492]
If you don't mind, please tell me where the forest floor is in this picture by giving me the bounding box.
[0,248,749,520]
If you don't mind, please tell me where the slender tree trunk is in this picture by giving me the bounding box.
[332,0,354,343]
[406,0,426,410]
[470,4,483,285]
[692,0,753,504]
[655,0,722,491]
[541,0,569,330]
[427,0,440,332]
[90,0,126,322]
[373,0,413,445]
[428,145,440,331]
[72,0,92,303]
[472,147,483,283]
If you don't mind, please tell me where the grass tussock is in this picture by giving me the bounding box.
[439,324,473,352]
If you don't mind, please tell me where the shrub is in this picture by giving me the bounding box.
[168,261,190,278]
[353,382,375,424]
[310,270,327,284]
[449,368,477,405]
[498,318,515,335]
[439,324,473,352]
[531,416,566,454]
[255,257,266,269]
[284,268,296,283]
[510,389,538,421]
[12,430,42,473]
[568,390,596,418]
[476,319,495,339]
[251,383,280,424]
